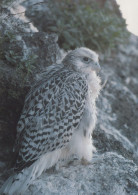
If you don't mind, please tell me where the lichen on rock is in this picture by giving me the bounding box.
[0,4,61,184]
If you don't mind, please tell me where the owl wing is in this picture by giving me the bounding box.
[14,68,88,171]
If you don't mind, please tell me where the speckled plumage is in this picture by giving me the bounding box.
[0,47,101,195]
[15,68,87,171]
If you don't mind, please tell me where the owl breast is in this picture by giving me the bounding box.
[61,86,97,162]
[63,73,101,162]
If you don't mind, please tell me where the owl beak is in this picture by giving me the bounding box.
[92,62,101,73]
[96,62,101,73]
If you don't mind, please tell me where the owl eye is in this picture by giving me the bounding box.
[83,57,89,61]
[83,57,91,63]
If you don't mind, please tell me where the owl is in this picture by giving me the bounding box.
[0,47,101,194]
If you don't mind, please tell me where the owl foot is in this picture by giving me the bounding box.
[81,158,91,166]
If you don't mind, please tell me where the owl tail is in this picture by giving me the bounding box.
[0,167,34,195]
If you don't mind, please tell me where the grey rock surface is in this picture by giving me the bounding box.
[95,34,138,165]
[0,7,60,186]
[26,152,138,195]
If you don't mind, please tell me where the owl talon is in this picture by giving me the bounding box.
[81,158,91,166]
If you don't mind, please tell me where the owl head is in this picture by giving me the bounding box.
[62,47,101,74]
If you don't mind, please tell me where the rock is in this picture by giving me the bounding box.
[93,125,134,160]
[26,152,138,195]
[96,34,138,165]
[0,7,61,185]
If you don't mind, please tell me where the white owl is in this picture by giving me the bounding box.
[0,47,101,194]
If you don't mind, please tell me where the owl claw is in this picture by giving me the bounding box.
[81,158,91,165]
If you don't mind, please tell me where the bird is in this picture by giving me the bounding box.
[0,47,101,194]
